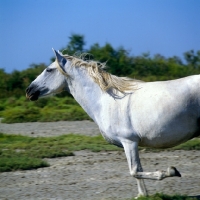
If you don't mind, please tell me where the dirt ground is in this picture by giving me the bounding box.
[0,121,200,200]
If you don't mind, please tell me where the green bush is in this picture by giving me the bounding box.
[0,96,91,123]
[2,107,41,123]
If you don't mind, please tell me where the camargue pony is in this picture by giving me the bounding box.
[26,49,200,197]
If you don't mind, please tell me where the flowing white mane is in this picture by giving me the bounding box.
[61,54,139,93]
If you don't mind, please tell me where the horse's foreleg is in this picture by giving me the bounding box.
[122,140,181,197]
[133,166,181,180]
[122,140,148,197]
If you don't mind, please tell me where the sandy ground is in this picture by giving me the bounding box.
[0,121,100,137]
[0,121,200,200]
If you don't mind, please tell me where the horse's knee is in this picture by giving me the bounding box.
[130,166,138,177]
[130,171,137,177]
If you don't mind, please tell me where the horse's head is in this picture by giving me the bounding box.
[26,49,69,101]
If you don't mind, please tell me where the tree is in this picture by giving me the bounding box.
[63,34,86,55]
[0,69,10,98]
[89,43,133,76]
[1,32,200,99]
[184,50,200,68]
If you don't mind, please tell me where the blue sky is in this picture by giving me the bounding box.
[0,0,200,73]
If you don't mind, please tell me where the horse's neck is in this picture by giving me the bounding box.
[67,68,103,122]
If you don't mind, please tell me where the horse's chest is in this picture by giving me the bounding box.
[100,130,123,148]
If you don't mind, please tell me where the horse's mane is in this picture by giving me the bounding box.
[62,54,140,93]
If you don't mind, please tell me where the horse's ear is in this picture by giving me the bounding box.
[52,48,67,68]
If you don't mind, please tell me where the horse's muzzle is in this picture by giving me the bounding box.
[26,85,40,101]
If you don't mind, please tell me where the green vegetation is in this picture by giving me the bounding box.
[0,156,49,172]
[0,133,120,172]
[0,96,91,123]
[139,139,200,152]
[173,139,200,150]
[0,132,199,172]
[133,193,198,200]
[0,34,200,123]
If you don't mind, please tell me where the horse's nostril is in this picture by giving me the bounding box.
[26,85,34,94]
[26,84,40,101]
[26,84,37,94]
[26,87,30,93]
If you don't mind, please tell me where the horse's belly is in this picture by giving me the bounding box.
[134,105,200,148]
[138,128,198,148]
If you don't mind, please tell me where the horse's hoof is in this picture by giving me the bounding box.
[167,166,181,177]
[135,193,147,199]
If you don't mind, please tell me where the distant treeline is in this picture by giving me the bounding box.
[1,34,200,99]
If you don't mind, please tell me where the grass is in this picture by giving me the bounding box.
[0,133,120,172]
[173,139,200,150]
[0,156,49,172]
[0,133,199,172]
[139,138,200,152]
[132,193,198,200]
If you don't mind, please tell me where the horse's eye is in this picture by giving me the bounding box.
[46,68,53,72]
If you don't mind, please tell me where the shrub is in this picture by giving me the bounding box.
[0,96,91,123]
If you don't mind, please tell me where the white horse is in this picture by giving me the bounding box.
[26,49,200,197]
